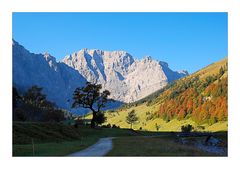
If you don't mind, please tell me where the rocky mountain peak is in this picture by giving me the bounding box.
[13,41,188,113]
[142,55,152,62]
[159,61,169,67]
[62,48,187,103]
[43,52,56,62]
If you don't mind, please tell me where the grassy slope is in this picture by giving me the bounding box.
[193,58,228,79]
[13,122,142,156]
[101,104,227,132]
[89,58,228,132]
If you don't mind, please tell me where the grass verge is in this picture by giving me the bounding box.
[13,122,141,156]
[13,138,97,156]
[107,135,224,156]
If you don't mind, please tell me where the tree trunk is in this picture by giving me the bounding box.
[131,123,132,129]
[91,111,97,128]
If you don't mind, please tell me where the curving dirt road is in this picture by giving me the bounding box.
[68,137,114,157]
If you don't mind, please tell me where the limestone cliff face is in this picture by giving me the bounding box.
[62,49,188,103]
[13,40,188,114]
[13,40,87,112]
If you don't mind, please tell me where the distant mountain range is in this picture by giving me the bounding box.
[13,40,188,114]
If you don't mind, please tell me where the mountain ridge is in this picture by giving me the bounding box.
[62,48,188,103]
[13,40,188,114]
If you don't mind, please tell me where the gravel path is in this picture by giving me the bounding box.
[68,137,114,157]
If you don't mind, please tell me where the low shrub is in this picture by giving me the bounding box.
[181,124,194,133]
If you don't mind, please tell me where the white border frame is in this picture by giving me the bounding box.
[0,0,240,169]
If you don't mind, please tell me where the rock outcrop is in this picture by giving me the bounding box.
[13,40,188,114]
[62,49,188,103]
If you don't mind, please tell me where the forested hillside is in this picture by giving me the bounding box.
[101,58,228,131]
[157,66,227,124]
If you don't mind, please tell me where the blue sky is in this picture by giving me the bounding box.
[12,12,227,73]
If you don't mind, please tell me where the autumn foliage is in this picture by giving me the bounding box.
[157,66,227,125]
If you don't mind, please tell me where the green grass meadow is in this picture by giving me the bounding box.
[13,122,227,156]
[13,122,140,156]
[85,103,227,132]
[107,136,214,156]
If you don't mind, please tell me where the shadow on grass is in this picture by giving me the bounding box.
[13,122,227,156]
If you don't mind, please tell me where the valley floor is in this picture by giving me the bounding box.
[89,104,228,132]
[107,135,227,156]
[13,122,227,156]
